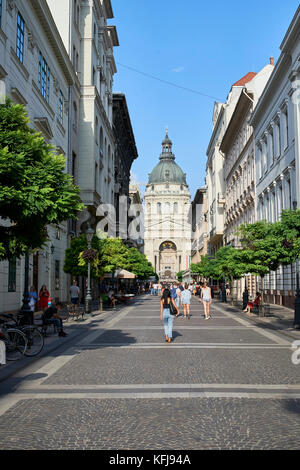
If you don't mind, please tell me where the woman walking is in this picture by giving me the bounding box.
[160,288,179,343]
[181,283,192,319]
[200,281,212,319]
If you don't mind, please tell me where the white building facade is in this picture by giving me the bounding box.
[206,73,257,257]
[221,62,274,300]
[0,0,77,313]
[144,133,191,281]
[250,6,300,309]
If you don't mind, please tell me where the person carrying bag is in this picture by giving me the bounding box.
[160,288,179,343]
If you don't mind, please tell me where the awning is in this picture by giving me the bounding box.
[115,269,136,279]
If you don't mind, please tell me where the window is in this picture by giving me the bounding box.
[73,102,77,132]
[95,116,98,144]
[58,90,63,124]
[16,12,25,63]
[38,52,50,103]
[100,127,103,152]
[0,0,2,28]
[157,202,161,214]
[72,152,77,183]
[165,202,170,214]
[174,202,178,214]
[8,257,17,292]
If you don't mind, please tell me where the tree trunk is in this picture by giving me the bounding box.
[260,276,265,317]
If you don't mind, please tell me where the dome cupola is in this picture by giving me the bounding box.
[148,130,187,185]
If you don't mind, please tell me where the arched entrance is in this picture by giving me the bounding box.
[159,241,177,281]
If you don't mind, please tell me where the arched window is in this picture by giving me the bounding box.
[174,202,178,214]
[165,202,170,214]
[95,116,98,144]
[157,202,161,214]
[73,102,77,132]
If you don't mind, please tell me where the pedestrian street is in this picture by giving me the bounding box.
[0,295,300,450]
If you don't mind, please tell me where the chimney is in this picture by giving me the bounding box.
[270,57,274,66]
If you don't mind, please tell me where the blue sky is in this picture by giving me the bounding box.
[112,0,299,199]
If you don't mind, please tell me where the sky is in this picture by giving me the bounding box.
[111,0,300,199]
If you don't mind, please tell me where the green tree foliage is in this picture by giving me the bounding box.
[0,100,84,260]
[124,247,156,280]
[190,255,222,280]
[214,246,247,282]
[64,236,155,280]
[177,271,183,282]
[238,219,297,277]
[277,209,300,259]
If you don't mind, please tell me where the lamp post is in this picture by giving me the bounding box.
[294,257,300,329]
[20,252,32,324]
[85,226,94,314]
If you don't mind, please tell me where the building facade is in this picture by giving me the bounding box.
[250,6,300,308]
[0,0,77,313]
[221,62,274,300]
[205,73,257,257]
[144,132,191,281]
[113,93,138,241]
[191,187,208,265]
[48,0,119,232]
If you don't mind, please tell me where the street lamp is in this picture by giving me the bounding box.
[294,257,300,329]
[20,251,32,324]
[85,225,94,314]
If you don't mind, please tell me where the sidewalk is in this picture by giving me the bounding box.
[213,298,300,341]
[0,298,137,382]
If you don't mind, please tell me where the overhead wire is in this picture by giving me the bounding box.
[116,61,222,101]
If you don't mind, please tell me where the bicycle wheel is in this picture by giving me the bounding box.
[6,329,27,361]
[22,326,44,357]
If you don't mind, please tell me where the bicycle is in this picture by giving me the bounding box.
[0,319,28,361]
[0,313,44,357]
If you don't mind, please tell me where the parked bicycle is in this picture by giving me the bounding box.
[0,313,44,357]
[0,318,27,361]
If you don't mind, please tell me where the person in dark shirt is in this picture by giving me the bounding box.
[43,302,67,337]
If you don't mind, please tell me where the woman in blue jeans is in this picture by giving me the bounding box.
[160,288,179,343]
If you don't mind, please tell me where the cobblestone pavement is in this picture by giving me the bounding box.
[0,295,300,450]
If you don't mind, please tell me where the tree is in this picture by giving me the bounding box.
[125,247,156,280]
[277,209,300,259]
[215,246,247,281]
[64,236,156,281]
[190,255,222,281]
[0,100,84,260]
[238,220,297,314]
[177,271,183,282]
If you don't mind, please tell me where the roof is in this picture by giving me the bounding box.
[232,72,257,87]
[148,160,187,185]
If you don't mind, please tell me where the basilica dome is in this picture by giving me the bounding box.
[148,132,187,185]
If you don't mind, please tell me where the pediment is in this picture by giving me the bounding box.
[34,117,53,140]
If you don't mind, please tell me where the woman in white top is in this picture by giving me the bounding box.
[181,283,192,319]
[200,282,212,320]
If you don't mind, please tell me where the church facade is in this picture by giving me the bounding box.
[144,133,191,281]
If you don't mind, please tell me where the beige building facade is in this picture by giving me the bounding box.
[144,133,191,281]
[48,0,119,232]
